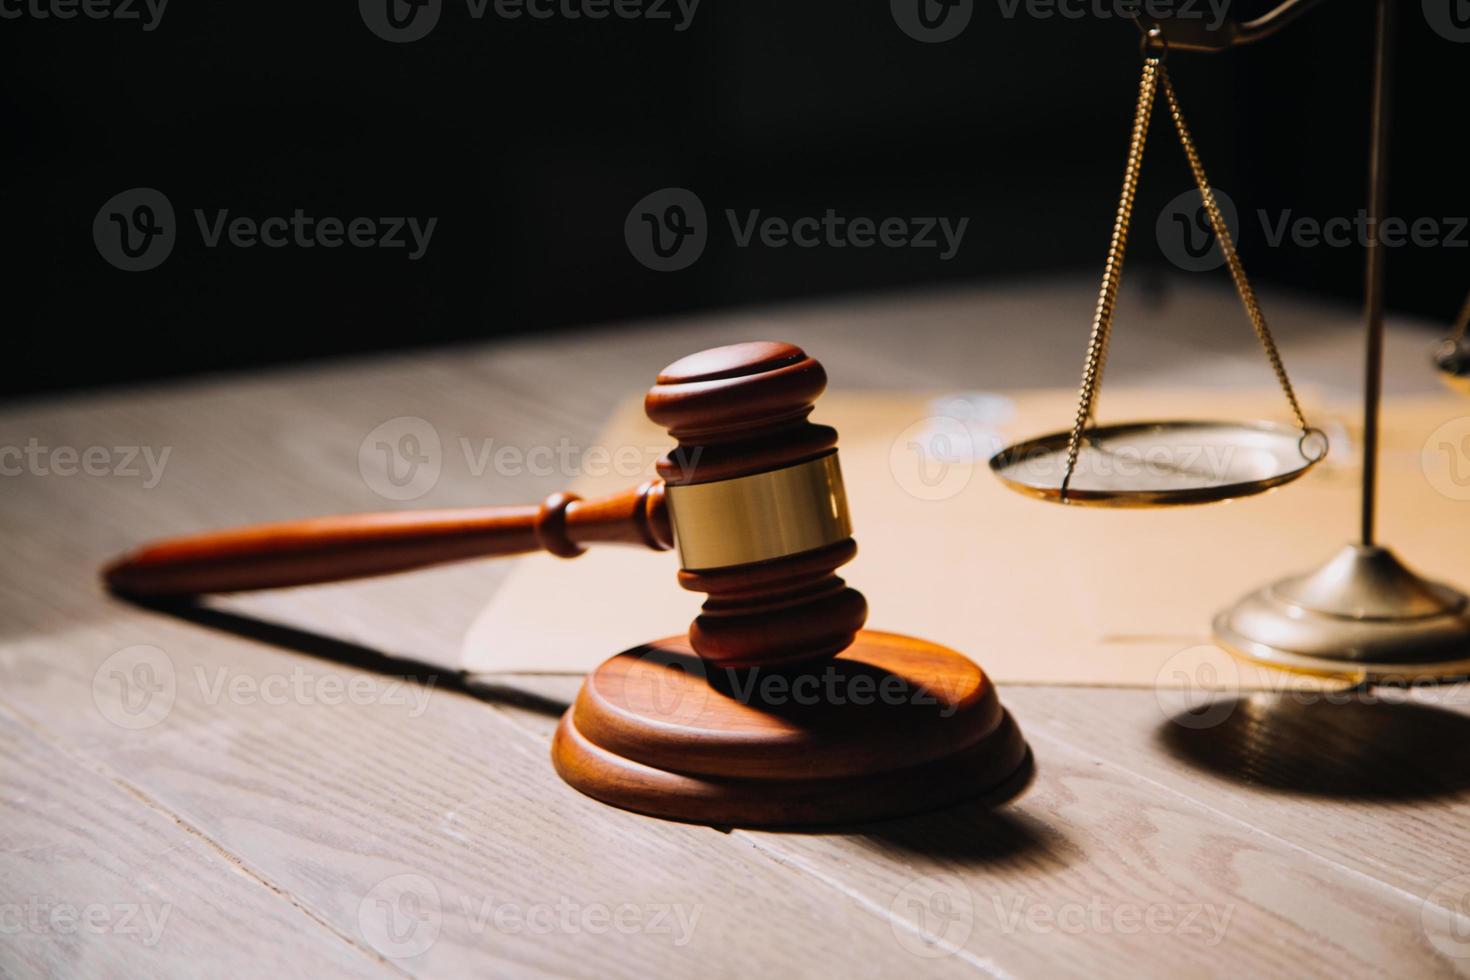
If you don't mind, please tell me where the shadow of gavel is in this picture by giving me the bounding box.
[104,341,867,672]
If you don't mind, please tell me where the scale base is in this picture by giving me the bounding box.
[1214,544,1470,682]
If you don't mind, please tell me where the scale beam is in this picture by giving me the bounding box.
[1137,0,1331,53]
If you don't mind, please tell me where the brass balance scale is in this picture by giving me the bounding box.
[991,2,1470,682]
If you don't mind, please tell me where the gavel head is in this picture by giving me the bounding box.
[644,341,868,671]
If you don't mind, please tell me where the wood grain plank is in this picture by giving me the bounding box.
[0,350,981,977]
[740,724,1465,978]
[0,707,390,980]
[1,277,1459,979]
[1001,684,1470,904]
[460,674,1470,978]
[0,607,980,979]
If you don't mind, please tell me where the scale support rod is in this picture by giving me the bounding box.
[1360,0,1395,547]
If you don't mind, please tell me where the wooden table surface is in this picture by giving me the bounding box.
[5,277,1470,978]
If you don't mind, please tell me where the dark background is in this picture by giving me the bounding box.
[4,0,1465,400]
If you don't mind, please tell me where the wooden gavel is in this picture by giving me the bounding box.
[107,339,1032,826]
[104,341,868,671]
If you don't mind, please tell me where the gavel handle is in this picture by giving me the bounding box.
[103,481,672,598]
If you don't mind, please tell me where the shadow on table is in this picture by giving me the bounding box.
[758,751,1071,869]
[858,771,1071,869]
[125,596,1059,864]
[1157,690,1470,801]
[861,809,1063,868]
[857,812,1067,870]
[130,597,570,718]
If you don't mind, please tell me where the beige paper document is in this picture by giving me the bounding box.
[462,388,1470,689]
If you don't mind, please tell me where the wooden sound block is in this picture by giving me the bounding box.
[551,630,1031,827]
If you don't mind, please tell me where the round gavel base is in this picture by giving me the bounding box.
[551,630,1030,827]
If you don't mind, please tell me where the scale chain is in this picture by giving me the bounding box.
[1059,56,1161,499]
[1158,66,1310,435]
[1060,51,1319,501]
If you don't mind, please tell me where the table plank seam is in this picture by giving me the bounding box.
[0,692,412,979]
[734,833,1010,979]
[473,689,1008,977]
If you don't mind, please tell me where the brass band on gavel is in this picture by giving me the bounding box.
[663,453,852,571]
